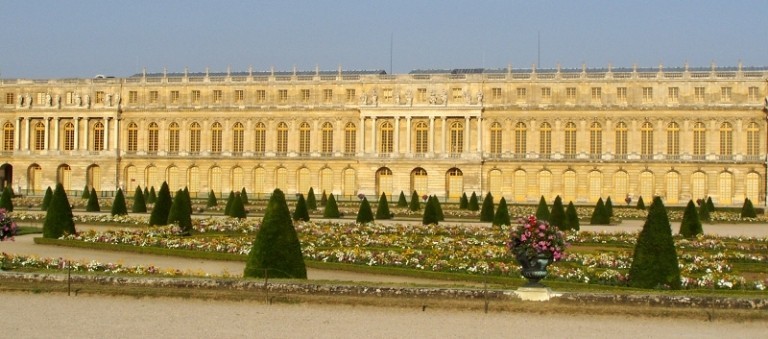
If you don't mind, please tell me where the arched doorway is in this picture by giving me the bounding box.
[28,164,42,193]
[410,168,428,196]
[445,168,463,199]
[376,167,393,197]
[57,164,72,191]
[87,165,101,192]
[0,163,12,192]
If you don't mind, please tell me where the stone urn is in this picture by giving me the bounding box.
[516,252,552,287]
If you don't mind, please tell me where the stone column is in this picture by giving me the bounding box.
[406,116,412,155]
[74,118,80,151]
[441,117,447,154]
[359,117,365,155]
[43,118,49,150]
[394,117,400,155]
[24,118,30,150]
[14,118,21,150]
[371,116,377,154]
[84,119,89,151]
[429,117,435,154]
[477,117,483,153]
[464,116,470,153]
[103,117,110,151]
[54,117,60,150]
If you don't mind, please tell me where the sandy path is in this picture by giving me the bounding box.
[1,292,765,339]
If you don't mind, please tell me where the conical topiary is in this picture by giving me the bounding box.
[493,197,511,226]
[422,195,439,225]
[206,190,217,207]
[323,193,340,218]
[741,197,757,218]
[144,186,149,200]
[432,195,445,221]
[637,196,646,210]
[306,187,317,211]
[679,200,703,237]
[148,182,172,226]
[224,191,235,216]
[81,184,90,199]
[240,187,250,205]
[590,197,610,225]
[293,194,310,222]
[409,191,421,211]
[628,197,681,289]
[375,192,392,220]
[459,192,469,209]
[0,186,14,212]
[468,192,480,211]
[549,195,566,229]
[479,193,495,222]
[42,183,76,238]
[86,188,100,212]
[41,186,53,211]
[564,201,580,231]
[605,196,614,218]
[148,186,157,204]
[132,186,147,213]
[177,188,194,235]
[535,196,550,222]
[397,191,408,208]
[356,197,374,224]
[167,189,184,225]
[698,203,711,223]
[244,188,307,279]
[706,197,715,212]
[320,190,328,207]
[111,188,128,216]
[230,193,247,219]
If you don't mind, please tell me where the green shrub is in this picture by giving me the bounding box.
[143,186,149,200]
[679,200,702,237]
[178,188,194,235]
[698,203,711,223]
[397,191,408,208]
[459,192,469,209]
[564,201,580,231]
[148,182,172,226]
[206,190,217,207]
[479,193,494,222]
[375,192,392,220]
[605,196,614,218]
[433,195,444,221]
[244,189,307,279]
[167,189,184,225]
[132,186,147,213]
[148,187,157,204]
[741,198,757,218]
[230,193,247,219]
[356,197,374,224]
[629,197,681,289]
[409,191,421,211]
[468,192,479,211]
[637,196,646,210]
[493,197,511,226]
[42,183,75,238]
[224,191,235,216]
[41,187,53,211]
[535,196,550,222]
[111,188,128,216]
[240,188,250,205]
[549,195,566,229]
[590,197,610,225]
[323,193,340,218]
[422,195,439,225]
[306,187,317,210]
[293,194,310,222]
[81,185,90,199]
[86,188,100,212]
[320,190,328,207]
[706,197,715,212]
[0,186,14,212]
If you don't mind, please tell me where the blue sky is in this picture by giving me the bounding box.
[2,1,767,78]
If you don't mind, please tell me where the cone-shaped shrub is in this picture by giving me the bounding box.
[86,188,100,212]
[433,195,445,221]
[244,189,307,279]
[535,196,550,222]
[293,194,310,222]
[493,197,511,226]
[144,186,149,200]
[479,193,495,222]
[230,193,247,219]
[356,197,374,224]
[741,198,757,218]
[590,197,610,225]
[41,186,53,211]
[148,187,157,204]
[42,183,75,238]
[679,200,703,237]
[177,188,194,235]
[206,190,217,207]
[422,195,439,225]
[320,190,328,207]
[132,186,147,213]
[468,192,480,211]
[549,196,566,229]
[240,188,249,205]
[605,196,614,218]
[459,192,469,209]
[167,189,184,225]
[375,192,392,220]
[397,191,408,208]
[564,201,580,231]
[323,193,340,218]
[409,191,421,211]
[0,186,14,212]
[224,191,235,216]
[111,188,128,216]
[81,185,90,199]
[706,197,715,212]
[306,187,317,210]
[149,182,172,226]
[637,196,646,210]
[628,197,681,289]
[699,203,711,223]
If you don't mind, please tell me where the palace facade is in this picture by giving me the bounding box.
[1,64,767,206]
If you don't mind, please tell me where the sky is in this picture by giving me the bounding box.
[1,0,767,79]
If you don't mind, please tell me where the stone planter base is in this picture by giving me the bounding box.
[514,287,560,301]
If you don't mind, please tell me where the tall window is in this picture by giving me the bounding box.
[693,122,706,158]
[170,91,180,104]
[256,90,266,103]
[666,122,679,157]
[191,90,201,103]
[449,121,464,154]
[92,122,104,151]
[668,87,679,103]
[300,89,311,102]
[720,87,732,102]
[278,90,288,103]
[694,87,705,102]
[379,121,393,153]
[276,122,288,154]
[234,90,244,103]
[514,122,526,156]
[747,122,760,157]
[539,122,551,158]
[615,122,627,158]
[128,91,138,104]
[642,87,653,103]
[299,122,311,154]
[345,89,356,103]
[590,87,601,103]
[489,122,502,155]
[565,87,577,100]
[254,122,266,153]
[540,87,551,101]
[321,122,333,155]
[149,91,159,103]
[147,122,158,153]
[415,121,429,154]
[640,122,653,158]
[189,122,201,154]
[3,122,14,151]
[232,122,244,154]
[748,87,760,101]
[211,122,222,153]
[168,122,179,153]
[564,122,576,158]
[212,90,223,103]
[616,87,627,103]
[127,122,138,152]
[323,89,333,103]
[589,121,602,158]
[719,122,733,157]
[63,122,74,151]
[344,122,356,154]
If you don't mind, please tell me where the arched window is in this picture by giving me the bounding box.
[665,171,680,204]
[691,172,707,201]
[449,121,464,154]
[147,122,158,153]
[489,122,502,155]
[3,122,14,151]
[209,166,222,194]
[187,166,199,193]
[211,122,222,153]
[640,122,653,159]
[666,122,679,157]
[514,170,526,202]
[719,122,733,158]
[127,122,138,152]
[564,122,576,158]
[415,121,429,154]
[514,122,527,156]
[297,167,310,193]
[63,122,74,151]
[379,121,393,153]
[189,122,201,154]
[320,168,334,195]
[588,171,602,202]
[615,121,627,158]
[321,122,333,155]
[539,122,551,158]
[376,167,393,196]
[252,167,265,194]
[693,122,706,158]
[411,168,428,195]
[276,122,288,154]
[168,122,179,153]
[718,172,733,204]
[589,121,602,158]
[639,171,654,201]
[446,168,463,199]
[299,122,311,154]
[488,169,502,198]
[254,122,266,154]
[232,122,244,154]
[92,122,104,151]
[231,167,243,191]
[746,172,760,203]
[538,171,552,200]
[344,122,356,155]
[563,170,577,202]
[34,122,45,151]
[614,171,628,199]
[747,122,760,157]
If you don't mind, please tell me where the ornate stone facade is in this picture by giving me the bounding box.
[1,64,766,206]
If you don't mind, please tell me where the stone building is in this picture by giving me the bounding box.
[1,64,767,206]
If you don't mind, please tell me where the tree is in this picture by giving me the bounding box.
[86,188,100,212]
[409,191,421,211]
[493,197,511,226]
[564,201,580,231]
[397,191,408,208]
[320,190,328,207]
[81,184,90,199]
[0,186,14,212]
[148,186,157,204]
[605,196,614,218]
[459,192,469,209]
[42,183,75,238]
[535,196,550,222]
[422,195,439,225]
[356,197,374,224]
[167,189,184,225]
[178,188,194,235]
[240,187,250,205]
[549,196,566,229]
[149,182,172,226]
[628,197,681,289]
[306,187,317,211]
[590,197,610,225]
[706,197,715,212]
[679,200,703,237]
[637,196,646,210]
[698,203,711,223]
[144,186,150,200]
[293,194,310,222]
[132,186,147,213]
[229,192,247,219]
[111,188,128,216]
[41,186,53,211]
[479,192,495,222]
[432,195,445,221]
[244,189,307,279]
[741,198,757,218]
[468,192,480,211]
[323,193,340,218]
[375,192,392,220]
[206,190,218,207]
[224,191,235,216]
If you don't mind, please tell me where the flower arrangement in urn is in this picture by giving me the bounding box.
[0,208,18,241]
[507,215,567,286]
